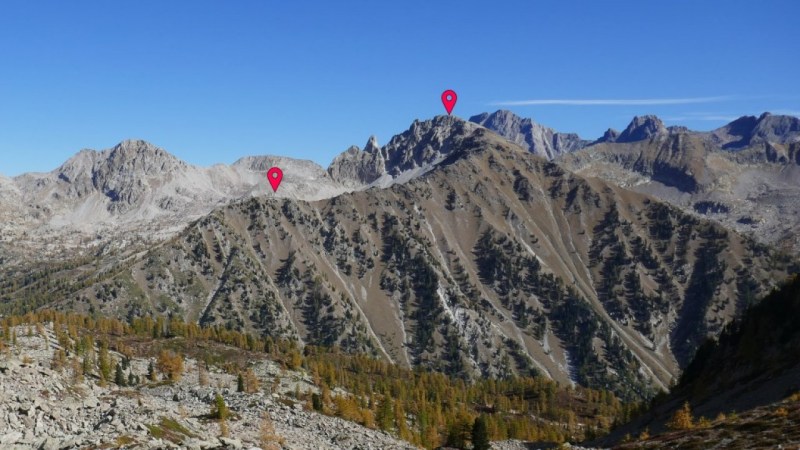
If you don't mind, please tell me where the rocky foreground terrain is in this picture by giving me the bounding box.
[0,324,416,450]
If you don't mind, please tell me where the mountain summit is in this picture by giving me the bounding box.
[53,139,187,207]
[616,115,667,143]
[328,115,483,186]
[711,112,800,149]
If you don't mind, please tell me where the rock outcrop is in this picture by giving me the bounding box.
[470,110,587,159]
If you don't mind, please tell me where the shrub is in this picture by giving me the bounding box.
[259,412,284,450]
[197,363,209,386]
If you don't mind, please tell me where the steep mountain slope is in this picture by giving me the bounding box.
[1,140,350,260]
[560,113,800,253]
[11,118,788,403]
[603,276,800,447]
[469,110,588,159]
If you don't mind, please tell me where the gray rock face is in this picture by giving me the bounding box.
[561,112,800,252]
[69,140,187,210]
[469,110,587,159]
[1,140,351,260]
[326,136,386,186]
[616,115,667,143]
[596,128,620,143]
[711,112,800,149]
[380,115,482,176]
[231,155,328,177]
[327,115,484,185]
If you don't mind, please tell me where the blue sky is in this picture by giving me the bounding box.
[1,0,798,175]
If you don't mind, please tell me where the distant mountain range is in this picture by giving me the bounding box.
[2,112,797,403]
[558,112,800,253]
[3,110,798,257]
[0,139,350,262]
[327,110,800,252]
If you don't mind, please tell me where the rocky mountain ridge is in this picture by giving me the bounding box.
[1,112,798,405]
[469,110,588,159]
[710,112,800,149]
[327,115,484,186]
[5,122,790,404]
[5,110,799,262]
[559,112,800,252]
[0,140,351,261]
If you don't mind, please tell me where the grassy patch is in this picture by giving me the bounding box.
[115,435,136,446]
[147,416,195,443]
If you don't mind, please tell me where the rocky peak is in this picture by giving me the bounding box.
[597,128,620,143]
[232,155,327,177]
[39,140,191,208]
[328,115,482,185]
[379,115,481,177]
[712,113,800,149]
[101,139,186,176]
[752,112,800,143]
[327,137,386,186]
[469,110,586,159]
[55,149,101,184]
[668,125,690,134]
[364,135,380,153]
[616,115,667,143]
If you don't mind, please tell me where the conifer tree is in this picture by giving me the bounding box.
[667,401,694,430]
[82,355,92,376]
[212,393,228,420]
[98,342,112,382]
[243,368,260,393]
[472,415,491,450]
[376,397,393,431]
[312,393,323,412]
[114,362,126,386]
[157,350,184,381]
[147,360,157,382]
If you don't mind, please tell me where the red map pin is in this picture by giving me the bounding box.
[441,89,457,115]
[267,167,283,192]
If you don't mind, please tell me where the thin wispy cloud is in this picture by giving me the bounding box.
[664,115,739,122]
[773,109,800,117]
[491,96,732,106]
